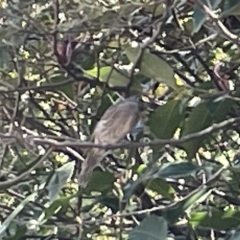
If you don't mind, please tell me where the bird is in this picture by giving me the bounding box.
[78,96,143,188]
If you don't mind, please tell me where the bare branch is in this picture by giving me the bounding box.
[0,117,237,150]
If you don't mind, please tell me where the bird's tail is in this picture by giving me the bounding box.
[78,148,105,188]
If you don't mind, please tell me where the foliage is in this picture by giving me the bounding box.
[1,0,240,239]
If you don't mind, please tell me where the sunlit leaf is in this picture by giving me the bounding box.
[125,46,177,89]
[85,66,130,87]
[190,208,240,230]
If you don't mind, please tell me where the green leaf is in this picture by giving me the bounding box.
[157,162,200,179]
[222,0,240,16]
[163,186,211,223]
[3,226,27,240]
[73,49,96,70]
[0,46,11,69]
[148,178,175,200]
[143,3,166,17]
[99,196,119,214]
[227,231,240,240]
[190,209,240,231]
[44,194,77,220]
[129,216,168,240]
[46,162,75,203]
[181,98,233,158]
[49,75,75,99]
[85,66,130,87]
[84,171,115,194]
[123,163,183,202]
[193,0,222,33]
[0,192,38,237]
[148,100,185,139]
[125,46,177,89]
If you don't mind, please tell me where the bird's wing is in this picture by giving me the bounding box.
[93,98,140,144]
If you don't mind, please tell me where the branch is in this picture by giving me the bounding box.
[194,0,240,48]
[103,166,227,219]
[1,117,237,150]
[0,148,52,190]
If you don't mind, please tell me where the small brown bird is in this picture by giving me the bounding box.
[78,96,143,188]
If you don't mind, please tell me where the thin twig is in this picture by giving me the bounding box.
[0,116,237,150]
[0,147,52,190]
[194,0,240,49]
